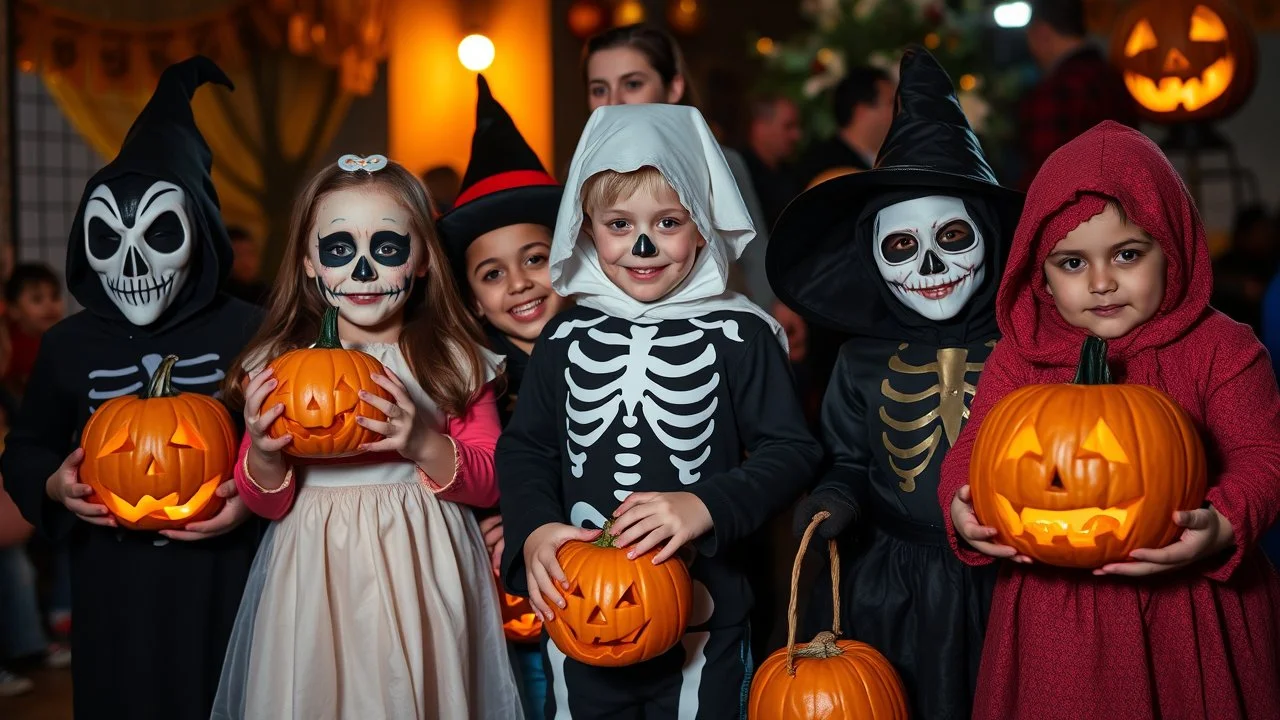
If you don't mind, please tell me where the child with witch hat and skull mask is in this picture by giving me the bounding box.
[767,46,1024,720]
[0,56,265,720]
[438,74,571,717]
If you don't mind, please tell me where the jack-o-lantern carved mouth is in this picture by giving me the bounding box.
[1123,56,1234,112]
[278,410,355,438]
[98,475,221,524]
[994,493,1144,547]
[564,618,651,646]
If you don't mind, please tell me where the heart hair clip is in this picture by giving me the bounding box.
[338,154,388,173]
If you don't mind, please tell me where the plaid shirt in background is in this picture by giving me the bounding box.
[1017,46,1139,190]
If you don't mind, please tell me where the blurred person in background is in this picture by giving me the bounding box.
[223,226,270,306]
[423,165,462,215]
[794,66,895,189]
[1215,204,1277,334]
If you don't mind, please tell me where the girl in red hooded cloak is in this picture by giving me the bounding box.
[939,120,1280,719]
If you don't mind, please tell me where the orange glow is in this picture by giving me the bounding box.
[91,476,223,529]
[387,0,553,179]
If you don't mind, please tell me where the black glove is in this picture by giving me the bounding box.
[792,487,860,540]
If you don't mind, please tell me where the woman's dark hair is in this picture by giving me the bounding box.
[581,23,699,108]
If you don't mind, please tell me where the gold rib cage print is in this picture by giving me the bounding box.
[878,342,993,492]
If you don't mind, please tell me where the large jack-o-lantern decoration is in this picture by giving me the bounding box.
[970,338,1207,568]
[1110,0,1257,123]
[265,307,392,458]
[80,355,235,530]
[543,519,692,667]
[750,512,909,719]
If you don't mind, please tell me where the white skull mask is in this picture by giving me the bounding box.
[873,195,985,321]
[84,179,193,327]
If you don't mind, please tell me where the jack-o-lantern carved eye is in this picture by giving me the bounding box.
[1004,425,1042,461]
[568,584,585,599]
[1079,418,1130,464]
[1189,5,1227,41]
[1125,19,1158,57]
[615,584,638,608]
[169,418,207,451]
[98,425,135,458]
[336,376,357,397]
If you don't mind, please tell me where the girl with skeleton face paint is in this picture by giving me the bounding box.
[766,47,1024,720]
[213,156,524,719]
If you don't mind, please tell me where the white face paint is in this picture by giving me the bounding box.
[873,195,985,321]
[84,180,193,327]
[305,188,422,329]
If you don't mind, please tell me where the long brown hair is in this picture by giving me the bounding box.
[223,160,490,418]
[582,23,700,108]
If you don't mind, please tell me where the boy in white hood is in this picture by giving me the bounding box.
[496,104,821,717]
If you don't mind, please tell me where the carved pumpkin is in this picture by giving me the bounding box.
[496,570,542,643]
[1110,0,1257,122]
[265,307,392,458]
[749,512,909,719]
[970,337,1207,568]
[80,355,234,530]
[543,519,692,667]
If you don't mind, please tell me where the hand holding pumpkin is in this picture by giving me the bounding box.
[609,491,713,564]
[524,522,604,621]
[355,369,434,462]
[45,447,116,528]
[245,367,293,457]
[158,478,253,541]
[479,514,505,573]
[1094,506,1234,576]
[951,484,1030,563]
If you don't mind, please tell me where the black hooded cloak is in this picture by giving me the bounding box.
[1,56,263,720]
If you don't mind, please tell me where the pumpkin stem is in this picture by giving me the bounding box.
[315,307,343,349]
[788,631,845,666]
[1072,336,1113,385]
[593,518,619,548]
[142,355,182,399]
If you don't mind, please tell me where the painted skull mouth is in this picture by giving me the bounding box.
[106,272,175,306]
[1123,55,1234,113]
[892,263,981,300]
[994,493,1144,547]
[565,618,650,646]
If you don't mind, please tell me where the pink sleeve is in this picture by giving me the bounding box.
[422,383,501,508]
[940,341,1029,566]
[233,432,297,521]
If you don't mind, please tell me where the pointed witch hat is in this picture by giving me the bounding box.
[438,75,562,277]
[766,46,1024,336]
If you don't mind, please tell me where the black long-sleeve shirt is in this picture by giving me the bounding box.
[497,306,821,628]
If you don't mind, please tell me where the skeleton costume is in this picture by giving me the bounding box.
[766,48,1024,720]
[0,57,264,720]
[497,104,822,719]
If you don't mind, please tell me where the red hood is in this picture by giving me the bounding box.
[996,120,1212,367]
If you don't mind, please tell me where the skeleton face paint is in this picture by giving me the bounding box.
[873,195,985,321]
[306,188,421,329]
[84,176,193,326]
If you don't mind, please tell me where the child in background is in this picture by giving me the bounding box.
[212,155,522,719]
[941,121,1280,718]
[4,263,64,394]
[438,74,569,717]
[497,104,821,718]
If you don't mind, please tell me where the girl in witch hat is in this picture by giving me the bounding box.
[766,46,1024,720]
[941,122,1280,717]
[0,56,265,720]
[438,73,571,717]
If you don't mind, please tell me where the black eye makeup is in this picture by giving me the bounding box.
[318,231,357,267]
[370,230,411,267]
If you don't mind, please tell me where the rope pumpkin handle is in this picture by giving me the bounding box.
[785,511,842,675]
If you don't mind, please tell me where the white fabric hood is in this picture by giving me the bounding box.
[550,104,786,350]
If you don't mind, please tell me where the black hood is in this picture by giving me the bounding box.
[767,45,1023,344]
[65,55,234,335]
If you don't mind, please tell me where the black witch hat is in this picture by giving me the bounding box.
[65,55,236,332]
[767,46,1024,341]
[438,75,562,278]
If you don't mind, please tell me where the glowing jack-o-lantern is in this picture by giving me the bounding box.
[1110,0,1257,122]
[543,520,692,667]
[495,570,542,643]
[80,355,234,530]
[969,337,1207,568]
[265,307,392,458]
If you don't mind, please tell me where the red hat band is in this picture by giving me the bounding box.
[453,169,558,209]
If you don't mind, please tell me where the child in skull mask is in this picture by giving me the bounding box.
[941,121,1280,718]
[0,57,264,720]
[497,103,821,719]
[211,155,523,719]
[766,46,1022,720]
